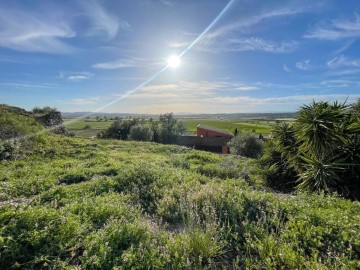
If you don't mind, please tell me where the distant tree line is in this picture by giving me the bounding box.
[97,113,186,144]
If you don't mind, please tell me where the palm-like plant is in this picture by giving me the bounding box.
[295,101,349,156]
[262,100,360,199]
[297,152,347,194]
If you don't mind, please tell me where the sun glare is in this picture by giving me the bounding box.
[167,55,180,68]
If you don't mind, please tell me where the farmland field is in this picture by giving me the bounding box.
[183,119,272,134]
[64,119,116,137]
[64,117,274,137]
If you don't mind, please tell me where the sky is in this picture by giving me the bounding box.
[0,0,360,114]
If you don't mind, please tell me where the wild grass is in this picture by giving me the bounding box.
[1,136,359,269]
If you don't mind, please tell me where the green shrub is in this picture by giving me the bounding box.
[262,101,360,198]
[231,134,263,158]
[128,124,153,141]
[99,118,139,140]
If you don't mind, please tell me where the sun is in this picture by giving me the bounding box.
[167,55,180,68]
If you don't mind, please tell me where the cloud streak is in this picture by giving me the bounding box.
[79,0,129,40]
[69,96,104,105]
[327,55,360,68]
[0,6,74,53]
[93,57,161,70]
[120,80,258,102]
[305,14,360,40]
[0,82,56,89]
[170,6,304,53]
[59,71,94,81]
[0,1,127,53]
[283,64,291,72]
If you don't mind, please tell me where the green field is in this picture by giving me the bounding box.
[183,119,273,134]
[64,119,116,130]
[64,119,116,137]
[64,117,273,137]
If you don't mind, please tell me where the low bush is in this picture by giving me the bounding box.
[128,124,153,141]
[231,134,263,158]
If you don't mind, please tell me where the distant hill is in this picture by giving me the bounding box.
[62,111,296,120]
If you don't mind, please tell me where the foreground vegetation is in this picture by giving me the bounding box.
[1,136,359,269]
[1,103,359,269]
[262,101,360,199]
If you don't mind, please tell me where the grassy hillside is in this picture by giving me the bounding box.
[1,108,359,269]
[0,138,359,268]
[0,105,46,160]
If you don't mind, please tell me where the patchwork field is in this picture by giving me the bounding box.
[64,117,274,137]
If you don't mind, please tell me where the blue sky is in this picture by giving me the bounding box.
[0,0,359,113]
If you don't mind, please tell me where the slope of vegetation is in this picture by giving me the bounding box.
[1,104,359,269]
[0,105,46,160]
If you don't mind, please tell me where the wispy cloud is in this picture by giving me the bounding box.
[332,39,355,55]
[169,6,305,53]
[0,82,56,89]
[126,79,359,103]
[208,6,307,40]
[92,58,136,69]
[216,37,297,53]
[93,57,160,70]
[168,41,191,48]
[234,85,258,91]
[125,80,258,100]
[62,79,359,113]
[283,64,291,72]
[112,93,360,114]
[0,6,74,53]
[327,55,360,68]
[159,0,173,6]
[170,37,297,53]
[69,96,103,105]
[325,68,360,77]
[305,14,360,40]
[79,0,129,40]
[0,1,127,53]
[211,94,359,105]
[296,59,310,70]
[59,71,94,81]
[320,79,360,88]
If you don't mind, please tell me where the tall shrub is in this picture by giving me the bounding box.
[262,101,360,199]
[231,134,263,158]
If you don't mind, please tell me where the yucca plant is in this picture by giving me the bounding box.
[263,100,360,198]
[297,152,347,194]
[295,101,349,156]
